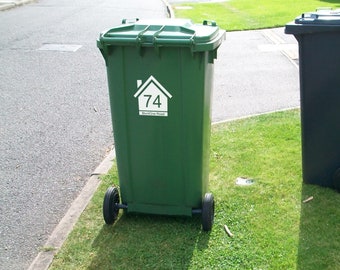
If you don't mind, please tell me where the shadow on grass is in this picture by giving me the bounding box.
[319,0,340,7]
[297,184,340,270]
[88,213,210,269]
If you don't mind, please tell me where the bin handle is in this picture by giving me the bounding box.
[203,20,217,26]
[152,25,166,40]
[135,25,152,54]
[301,13,319,20]
[153,28,196,47]
[154,36,195,45]
[315,7,332,11]
[121,18,139,24]
[152,25,166,55]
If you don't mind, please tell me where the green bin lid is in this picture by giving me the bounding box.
[285,8,340,35]
[97,19,225,52]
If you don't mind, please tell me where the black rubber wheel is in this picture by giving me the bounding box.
[202,193,215,231]
[103,186,120,225]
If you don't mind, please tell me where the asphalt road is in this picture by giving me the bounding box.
[0,0,168,269]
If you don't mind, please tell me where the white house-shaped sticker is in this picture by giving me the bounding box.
[133,75,172,117]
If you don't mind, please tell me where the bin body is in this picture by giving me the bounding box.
[98,19,225,215]
[285,9,340,190]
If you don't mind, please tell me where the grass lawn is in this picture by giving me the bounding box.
[173,0,340,30]
[49,110,340,269]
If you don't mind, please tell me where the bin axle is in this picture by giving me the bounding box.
[115,203,128,209]
[115,205,203,213]
[103,187,214,231]
[192,208,202,214]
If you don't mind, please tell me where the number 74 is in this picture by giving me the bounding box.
[144,95,162,108]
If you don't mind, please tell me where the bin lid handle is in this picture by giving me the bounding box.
[153,25,196,48]
[203,20,217,26]
[122,18,139,24]
[152,25,166,41]
[136,25,152,48]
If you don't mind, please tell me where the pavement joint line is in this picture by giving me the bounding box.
[0,0,36,11]
[261,28,299,70]
[0,3,15,11]
[27,148,116,270]
[281,48,299,69]
[262,28,285,45]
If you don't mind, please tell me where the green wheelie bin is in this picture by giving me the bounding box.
[285,9,340,191]
[97,19,225,230]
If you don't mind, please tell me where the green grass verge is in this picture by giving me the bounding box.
[173,0,340,30]
[49,110,340,269]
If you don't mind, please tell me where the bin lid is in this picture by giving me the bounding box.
[285,8,340,35]
[295,9,340,25]
[97,19,225,52]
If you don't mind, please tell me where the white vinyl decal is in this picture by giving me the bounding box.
[134,76,172,117]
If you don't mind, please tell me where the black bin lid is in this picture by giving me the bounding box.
[285,8,340,35]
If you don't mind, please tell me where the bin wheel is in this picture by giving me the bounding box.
[202,193,214,231]
[103,186,120,225]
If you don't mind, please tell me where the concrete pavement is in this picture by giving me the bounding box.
[213,27,299,124]
[1,0,300,269]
